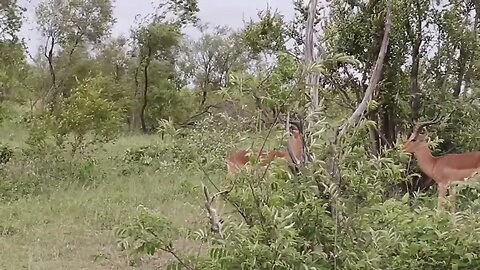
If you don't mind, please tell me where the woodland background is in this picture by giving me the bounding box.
[1,0,480,269]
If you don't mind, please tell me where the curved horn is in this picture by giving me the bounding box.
[415,113,443,131]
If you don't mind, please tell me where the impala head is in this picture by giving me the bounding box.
[404,114,442,153]
[286,117,313,169]
[288,119,303,137]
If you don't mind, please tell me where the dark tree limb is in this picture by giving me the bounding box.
[408,0,424,121]
[453,43,468,98]
[465,0,480,91]
[179,104,220,127]
[453,3,476,97]
[42,35,57,111]
[140,42,152,133]
[159,244,195,270]
[44,35,56,89]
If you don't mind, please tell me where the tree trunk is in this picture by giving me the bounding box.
[129,66,141,130]
[46,36,56,89]
[465,1,480,91]
[410,37,422,120]
[453,43,468,98]
[304,0,319,114]
[140,62,149,133]
[44,36,57,111]
[440,43,456,96]
[408,0,424,121]
[380,96,396,147]
[201,88,208,106]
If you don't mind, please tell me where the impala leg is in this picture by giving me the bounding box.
[449,184,457,214]
[437,184,447,211]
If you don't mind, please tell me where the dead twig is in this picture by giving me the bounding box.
[159,243,195,270]
[202,184,227,240]
[196,162,250,225]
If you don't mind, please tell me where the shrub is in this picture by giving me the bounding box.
[0,149,102,202]
[114,118,480,269]
[26,76,123,156]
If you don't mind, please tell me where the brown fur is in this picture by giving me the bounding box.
[226,126,305,175]
[404,126,480,211]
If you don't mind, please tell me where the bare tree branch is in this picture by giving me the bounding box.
[327,8,392,267]
[196,163,251,225]
[202,184,226,239]
[304,0,319,113]
[337,6,392,138]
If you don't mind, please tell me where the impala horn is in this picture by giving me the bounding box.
[415,113,443,132]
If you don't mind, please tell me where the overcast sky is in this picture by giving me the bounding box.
[19,0,295,55]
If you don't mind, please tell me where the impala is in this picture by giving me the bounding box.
[226,119,308,176]
[403,115,480,211]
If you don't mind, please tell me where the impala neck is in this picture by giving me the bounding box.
[413,143,437,178]
[288,133,304,163]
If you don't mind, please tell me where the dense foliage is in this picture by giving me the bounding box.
[1,0,480,269]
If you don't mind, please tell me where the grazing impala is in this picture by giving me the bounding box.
[226,120,307,176]
[404,115,480,211]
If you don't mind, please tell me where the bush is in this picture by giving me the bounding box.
[122,115,242,173]
[26,76,123,156]
[113,118,480,269]
[0,148,102,202]
[340,197,480,269]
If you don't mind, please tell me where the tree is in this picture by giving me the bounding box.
[0,0,27,99]
[180,25,249,106]
[27,76,123,156]
[132,21,181,132]
[35,0,115,106]
[0,0,24,42]
[127,0,199,132]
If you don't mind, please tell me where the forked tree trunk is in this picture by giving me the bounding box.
[43,36,57,111]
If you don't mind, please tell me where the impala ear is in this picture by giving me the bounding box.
[288,119,302,132]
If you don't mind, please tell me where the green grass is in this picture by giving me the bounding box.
[0,102,300,269]
[0,118,220,269]
[0,174,204,269]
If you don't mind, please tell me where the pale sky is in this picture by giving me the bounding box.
[19,0,295,55]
